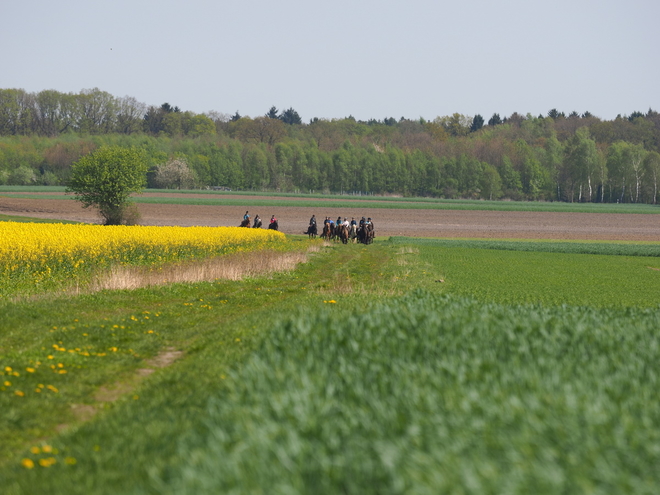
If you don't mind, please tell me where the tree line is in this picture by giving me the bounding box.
[1,87,659,203]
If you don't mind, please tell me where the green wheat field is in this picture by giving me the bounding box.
[1,201,660,494]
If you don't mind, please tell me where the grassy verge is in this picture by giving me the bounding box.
[0,213,79,224]
[1,237,660,493]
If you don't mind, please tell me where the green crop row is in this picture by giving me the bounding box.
[157,290,660,494]
[3,185,660,213]
[395,240,660,308]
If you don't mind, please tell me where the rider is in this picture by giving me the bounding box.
[243,211,250,222]
[253,215,262,228]
[310,214,317,227]
[270,214,277,225]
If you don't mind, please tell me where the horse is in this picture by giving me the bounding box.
[253,218,262,229]
[349,224,357,243]
[321,223,332,240]
[239,218,251,228]
[305,223,318,239]
[363,223,375,244]
[336,224,349,244]
[268,220,279,231]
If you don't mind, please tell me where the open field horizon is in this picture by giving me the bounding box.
[2,189,660,241]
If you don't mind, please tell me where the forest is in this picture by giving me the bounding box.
[1,87,659,203]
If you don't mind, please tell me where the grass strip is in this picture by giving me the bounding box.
[2,187,659,214]
[389,236,660,257]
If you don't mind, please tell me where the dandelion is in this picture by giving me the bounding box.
[14,390,25,397]
[42,445,53,453]
[30,446,41,454]
[4,381,10,387]
[26,367,35,373]
[21,458,35,469]
[46,385,58,393]
[38,457,56,467]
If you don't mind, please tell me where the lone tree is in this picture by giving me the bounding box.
[67,146,148,225]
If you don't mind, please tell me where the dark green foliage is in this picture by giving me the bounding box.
[1,87,660,202]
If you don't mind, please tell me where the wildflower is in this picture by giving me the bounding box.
[46,385,58,393]
[42,445,53,453]
[4,381,10,387]
[21,458,35,469]
[38,457,56,467]
[30,446,41,454]
[26,367,35,373]
[14,390,25,397]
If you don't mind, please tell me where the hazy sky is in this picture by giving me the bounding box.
[2,0,658,122]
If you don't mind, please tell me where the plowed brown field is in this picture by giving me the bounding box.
[1,192,660,241]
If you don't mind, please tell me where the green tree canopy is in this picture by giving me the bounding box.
[66,146,148,225]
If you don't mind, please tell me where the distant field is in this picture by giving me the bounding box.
[1,186,659,214]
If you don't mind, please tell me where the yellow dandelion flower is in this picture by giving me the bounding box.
[42,445,53,453]
[30,446,40,454]
[26,367,35,373]
[3,381,10,387]
[14,390,25,397]
[21,458,35,469]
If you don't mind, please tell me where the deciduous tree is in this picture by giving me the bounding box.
[67,146,148,225]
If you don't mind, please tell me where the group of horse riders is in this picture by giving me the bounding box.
[305,215,375,244]
[239,211,279,230]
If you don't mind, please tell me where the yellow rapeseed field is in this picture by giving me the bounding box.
[0,222,287,296]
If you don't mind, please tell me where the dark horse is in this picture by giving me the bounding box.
[321,223,332,240]
[239,218,250,227]
[268,220,279,231]
[336,223,349,244]
[305,223,318,239]
[357,223,375,244]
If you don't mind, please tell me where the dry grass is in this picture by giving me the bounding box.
[89,249,312,292]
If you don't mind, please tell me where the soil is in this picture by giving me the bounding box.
[2,192,660,241]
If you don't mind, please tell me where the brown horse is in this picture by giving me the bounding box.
[321,223,332,240]
[336,224,349,244]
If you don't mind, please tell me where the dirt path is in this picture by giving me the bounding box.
[1,194,660,241]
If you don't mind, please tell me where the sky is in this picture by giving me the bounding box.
[1,0,658,123]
